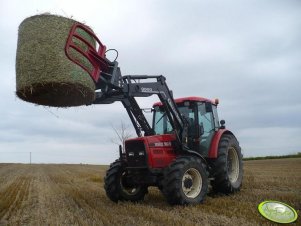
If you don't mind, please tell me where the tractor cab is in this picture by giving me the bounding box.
[153,97,221,157]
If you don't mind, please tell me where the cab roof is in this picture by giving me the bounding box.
[153,96,218,107]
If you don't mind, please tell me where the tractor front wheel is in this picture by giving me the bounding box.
[162,156,208,205]
[104,160,148,202]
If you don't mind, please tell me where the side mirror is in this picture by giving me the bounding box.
[220,120,226,129]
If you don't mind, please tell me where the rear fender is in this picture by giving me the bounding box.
[208,129,234,159]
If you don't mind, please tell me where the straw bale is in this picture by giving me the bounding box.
[16,14,96,107]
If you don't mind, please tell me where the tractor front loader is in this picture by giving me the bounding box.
[65,23,243,205]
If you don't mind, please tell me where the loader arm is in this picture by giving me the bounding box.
[65,23,188,148]
[94,74,187,147]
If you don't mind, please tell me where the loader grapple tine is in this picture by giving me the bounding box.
[65,23,108,82]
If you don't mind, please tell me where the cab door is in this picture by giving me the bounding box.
[197,102,216,156]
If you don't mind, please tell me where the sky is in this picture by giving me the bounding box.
[0,0,300,164]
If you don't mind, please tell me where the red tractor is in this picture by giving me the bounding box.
[65,24,243,205]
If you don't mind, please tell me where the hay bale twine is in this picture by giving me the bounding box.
[16,14,96,107]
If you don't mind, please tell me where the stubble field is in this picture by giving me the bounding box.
[0,158,300,226]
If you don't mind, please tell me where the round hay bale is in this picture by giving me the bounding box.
[16,14,96,107]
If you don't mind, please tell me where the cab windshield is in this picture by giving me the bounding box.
[153,105,195,135]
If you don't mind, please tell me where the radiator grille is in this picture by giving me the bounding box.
[125,140,147,167]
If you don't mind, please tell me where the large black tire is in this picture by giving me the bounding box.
[162,156,208,205]
[104,160,148,202]
[210,134,243,194]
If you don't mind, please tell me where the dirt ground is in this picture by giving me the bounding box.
[0,158,300,226]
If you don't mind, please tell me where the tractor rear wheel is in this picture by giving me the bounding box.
[162,156,208,205]
[104,160,147,202]
[211,134,243,194]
